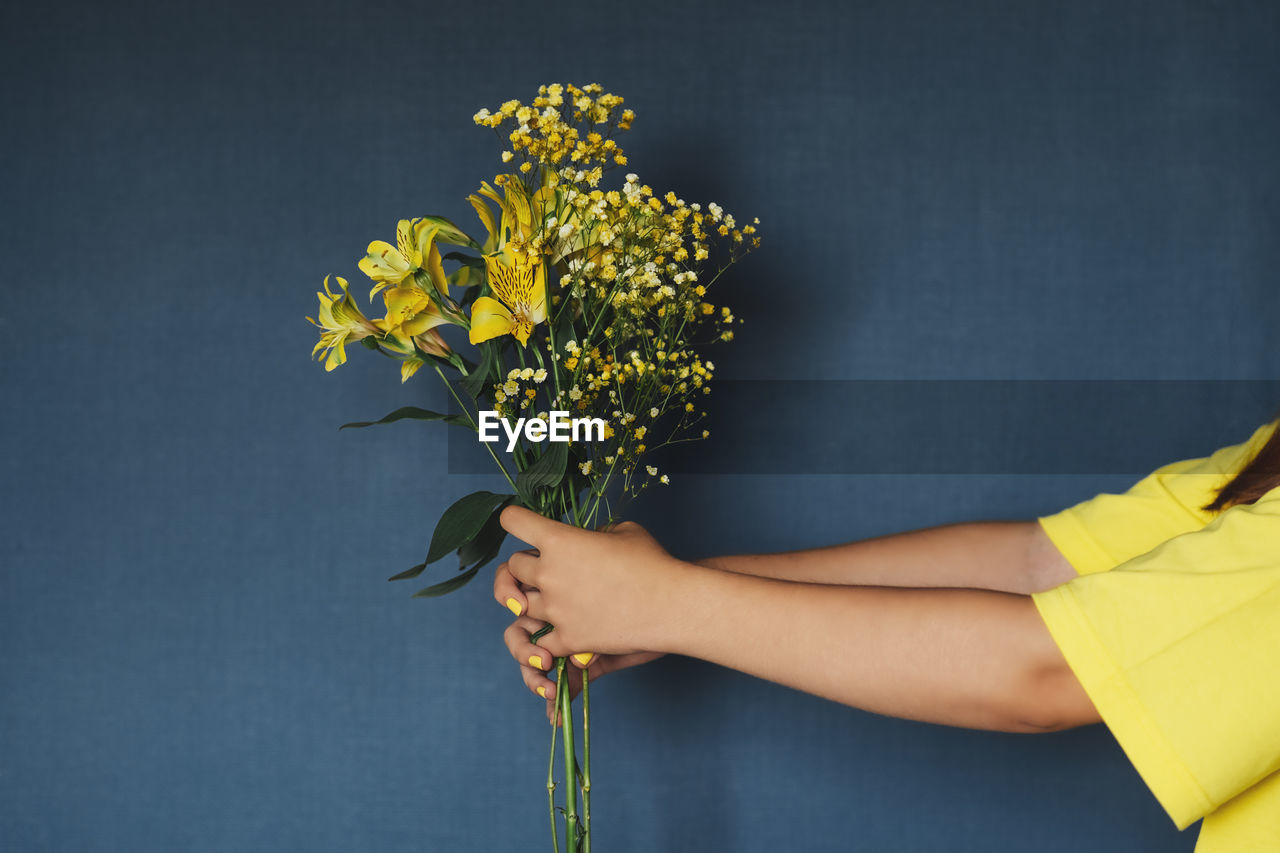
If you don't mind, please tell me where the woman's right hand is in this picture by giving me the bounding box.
[494,559,665,723]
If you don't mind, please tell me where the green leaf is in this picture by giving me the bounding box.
[515,441,568,506]
[457,283,481,311]
[443,251,485,270]
[388,562,427,582]
[460,340,498,400]
[405,499,511,596]
[411,564,482,597]
[340,406,468,430]
[425,491,513,566]
[457,502,509,568]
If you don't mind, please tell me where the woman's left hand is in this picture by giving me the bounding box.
[498,505,689,658]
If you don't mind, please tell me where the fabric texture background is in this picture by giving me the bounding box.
[3,1,1279,851]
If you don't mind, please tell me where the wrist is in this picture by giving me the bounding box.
[637,556,715,654]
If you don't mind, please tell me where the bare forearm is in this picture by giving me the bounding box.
[497,507,1096,731]
[648,561,1096,732]
[696,521,1064,595]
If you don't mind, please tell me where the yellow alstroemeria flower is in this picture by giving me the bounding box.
[468,175,558,253]
[414,215,477,250]
[358,218,449,301]
[469,249,547,347]
[377,286,450,340]
[376,288,454,383]
[307,276,379,371]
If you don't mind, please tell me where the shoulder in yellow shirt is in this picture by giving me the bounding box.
[1037,419,1277,577]
[1031,418,1280,852]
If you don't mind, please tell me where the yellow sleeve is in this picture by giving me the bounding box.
[1031,491,1280,832]
[1037,420,1278,576]
[1194,770,1280,852]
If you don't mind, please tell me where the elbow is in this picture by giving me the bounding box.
[1007,710,1078,735]
[1004,656,1101,734]
[993,594,1102,734]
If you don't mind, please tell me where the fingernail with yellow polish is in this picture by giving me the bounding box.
[573,652,594,667]
[505,598,523,616]
[537,686,548,699]
[528,655,544,669]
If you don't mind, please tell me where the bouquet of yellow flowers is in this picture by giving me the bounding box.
[308,83,758,851]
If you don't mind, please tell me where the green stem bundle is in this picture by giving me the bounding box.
[555,658,582,852]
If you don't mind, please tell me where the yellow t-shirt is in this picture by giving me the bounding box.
[1031,418,1280,852]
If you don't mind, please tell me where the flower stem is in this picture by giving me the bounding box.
[431,364,518,494]
[557,659,580,853]
[581,666,591,853]
[547,700,561,853]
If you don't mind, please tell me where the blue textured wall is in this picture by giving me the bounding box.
[3,1,1278,850]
